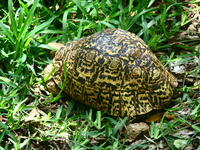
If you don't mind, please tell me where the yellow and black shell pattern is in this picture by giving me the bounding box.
[45,28,178,117]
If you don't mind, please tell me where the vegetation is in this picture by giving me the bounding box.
[0,0,199,149]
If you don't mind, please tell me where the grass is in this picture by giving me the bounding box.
[0,0,200,149]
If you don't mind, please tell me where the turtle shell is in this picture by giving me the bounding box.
[44,28,178,117]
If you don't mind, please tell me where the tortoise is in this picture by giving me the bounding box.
[44,28,178,117]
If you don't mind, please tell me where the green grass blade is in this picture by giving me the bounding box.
[54,105,63,120]
[0,76,11,82]
[73,0,87,14]
[92,1,101,20]
[74,19,98,28]
[101,0,106,14]
[160,5,167,36]
[192,125,200,132]
[8,0,17,37]
[0,147,5,150]
[18,6,25,30]
[109,0,121,18]
[0,126,7,143]
[98,21,115,28]
[19,139,30,149]
[24,15,57,40]
[141,15,149,42]
[128,0,134,11]
[77,22,83,38]
[65,100,75,117]
[12,98,27,116]
[18,0,39,40]
[0,22,14,43]
[73,0,92,20]
[127,7,158,30]
[63,10,69,43]
[148,0,156,8]
[96,111,101,129]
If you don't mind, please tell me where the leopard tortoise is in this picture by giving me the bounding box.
[44,28,178,117]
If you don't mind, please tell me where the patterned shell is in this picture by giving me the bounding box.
[44,28,178,117]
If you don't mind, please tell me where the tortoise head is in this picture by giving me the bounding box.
[44,63,60,95]
[44,43,65,95]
